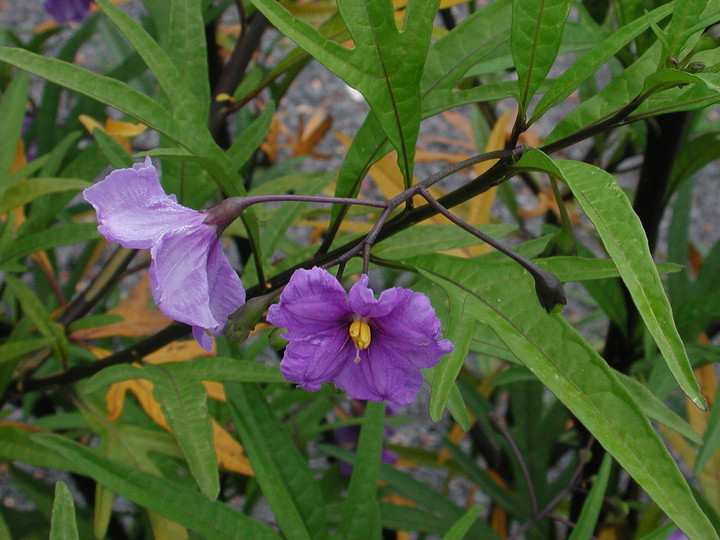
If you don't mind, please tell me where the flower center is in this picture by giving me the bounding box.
[349,320,371,351]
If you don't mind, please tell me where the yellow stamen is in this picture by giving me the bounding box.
[349,320,372,350]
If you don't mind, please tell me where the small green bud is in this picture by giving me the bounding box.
[686,62,705,73]
[225,293,277,344]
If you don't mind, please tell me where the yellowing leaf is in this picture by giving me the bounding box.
[78,114,146,153]
[102,339,252,476]
[71,273,172,340]
[104,118,147,137]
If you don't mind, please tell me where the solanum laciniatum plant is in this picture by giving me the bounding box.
[1,0,720,538]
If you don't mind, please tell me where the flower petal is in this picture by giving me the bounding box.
[333,340,425,405]
[192,326,215,352]
[372,287,454,368]
[83,158,205,249]
[149,224,224,330]
[280,328,355,391]
[44,0,92,23]
[347,275,395,319]
[267,267,351,338]
[205,239,246,337]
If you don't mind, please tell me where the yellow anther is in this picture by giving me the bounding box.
[349,320,372,350]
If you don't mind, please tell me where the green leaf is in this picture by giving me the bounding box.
[442,506,483,540]
[0,47,180,138]
[568,453,612,540]
[330,0,513,228]
[516,149,704,409]
[252,0,438,184]
[511,0,573,114]
[666,0,708,57]
[226,102,276,171]
[226,383,329,540]
[4,275,68,364]
[84,358,285,391]
[0,338,54,364]
[338,400,385,540]
[0,71,28,187]
[374,224,516,260]
[168,0,210,121]
[94,0,204,129]
[1,223,100,263]
[49,482,79,540]
[531,2,674,122]
[142,363,219,500]
[406,253,715,539]
[90,127,134,168]
[429,286,477,423]
[617,373,702,445]
[695,386,720,474]
[0,178,90,215]
[32,434,281,540]
[0,426,80,473]
[443,440,522,519]
[544,42,659,145]
[322,444,499,538]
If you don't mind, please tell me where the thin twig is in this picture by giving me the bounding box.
[488,408,538,516]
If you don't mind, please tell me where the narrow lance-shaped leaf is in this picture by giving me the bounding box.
[568,454,612,540]
[511,0,573,115]
[329,0,513,230]
[33,434,281,540]
[665,0,708,58]
[142,363,220,500]
[530,2,674,123]
[94,0,204,129]
[168,0,211,120]
[407,253,715,539]
[0,47,180,139]
[0,71,28,188]
[50,482,79,540]
[226,382,329,540]
[338,400,386,540]
[516,149,705,409]
[252,0,438,185]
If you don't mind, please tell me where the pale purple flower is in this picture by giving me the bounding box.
[44,0,92,23]
[666,531,689,540]
[267,267,453,405]
[83,158,245,351]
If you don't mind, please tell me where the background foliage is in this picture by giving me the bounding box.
[1,0,720,538]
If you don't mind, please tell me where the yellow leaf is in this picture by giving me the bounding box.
[78,114,146,153]
[212,421,254,475]
[11,138,26,174]
[71,273,173,340]
[104,118,147,137]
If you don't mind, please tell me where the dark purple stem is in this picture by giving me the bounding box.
[204,194,387,227]
[417,188,566,311]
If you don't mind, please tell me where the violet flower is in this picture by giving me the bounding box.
[266,267,453,405]
[83,158,245,351]
[44,0,92,23]
[666,531,689,540]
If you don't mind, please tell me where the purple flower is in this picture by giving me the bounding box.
[44,0,92,23]
[666,531,689,540]
[266,267,453,405]
[83,158,245,351]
